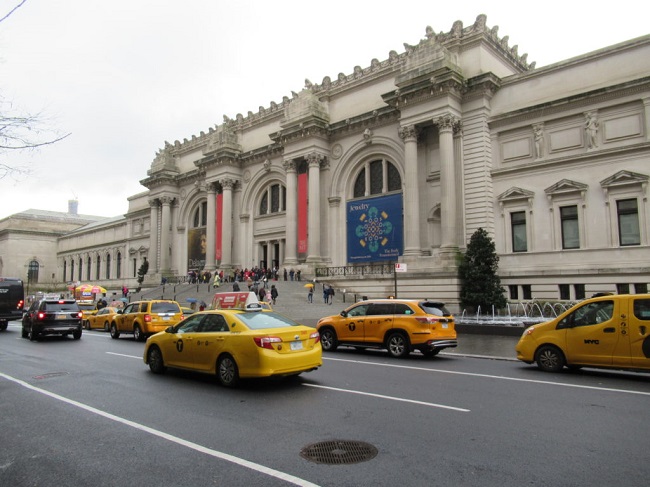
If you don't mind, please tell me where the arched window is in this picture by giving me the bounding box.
[70,260,74,281]
[78,258,83,281]
[259,183,286,215]
[193,201,208,228]
[63,261,67,282]
[116,252,122,279]
[106,254,111,279]
[87,257,92,280]
[353,159,401,198]
[28,260,39,284]
[96,256,101,280]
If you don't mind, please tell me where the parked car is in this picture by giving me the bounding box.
[317,298,457,358]
[110,300,184,341]
[21,298,82,341]
[85,306,121,331]
[516,293,650,372]
[144,298,321,387]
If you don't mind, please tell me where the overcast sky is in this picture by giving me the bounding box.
[0,0,647,220]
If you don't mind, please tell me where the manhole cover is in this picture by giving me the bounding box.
[300,440,378,465]
[33,372,69,380]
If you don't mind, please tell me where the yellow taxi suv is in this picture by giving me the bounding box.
[110,299,184,341]
[516,293,650,373]
[143,293,321,387]
[317,298,457,358]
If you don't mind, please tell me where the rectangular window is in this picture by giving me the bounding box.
[511,211,527,252]
[560,205,580,249]
[509,285,518,300]
[616,283,630,294]
[635,283,648,294]
[522,285,532,300]
[559,284,570,300]
[574,284,586,300]
[617,199,640,246]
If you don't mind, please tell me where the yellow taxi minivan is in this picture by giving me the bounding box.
[516,294,650,372]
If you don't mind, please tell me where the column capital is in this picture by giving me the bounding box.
[435,114,460,132]
[160,196,175,206]
[283,159,297,173]
[398,125,419,142]
[148,198,159,207]
[221,178,237,190]
[306,152,326,169]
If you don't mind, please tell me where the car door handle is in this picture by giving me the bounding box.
[603,327,616,333]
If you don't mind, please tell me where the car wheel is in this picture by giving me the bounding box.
[535,345,566,372]
[0,321,7,331]
[133,325,145,342]
[319,328,338,352]
[217,355,239,387]
[21,325,28,338]
[147,346,166,374]
[73,329,82,340]
[83,320,89,330]
[29,327,39,341]
[110,323,120,339]
[386,332,410,358]
[104,322,110,332]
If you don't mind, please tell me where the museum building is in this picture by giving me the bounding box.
[1,14,649,307]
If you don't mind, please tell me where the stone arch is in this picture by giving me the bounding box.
[239,167,286,217]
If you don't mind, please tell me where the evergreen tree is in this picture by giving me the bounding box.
[459,228,507,312]
[136,259,149,291]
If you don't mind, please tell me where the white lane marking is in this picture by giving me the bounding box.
[323,357,650,396]
[0,371,319,487]
[304,383,469,412]
[106,352,141,359]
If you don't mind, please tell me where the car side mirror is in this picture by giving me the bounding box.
[165,326,174,333]
[340,311,348,318]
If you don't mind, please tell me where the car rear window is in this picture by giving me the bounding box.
[633,299,650,320]
[42,302,79,312]
[419,302,451,316]
[151,302,180,313]
[236,312,301,330]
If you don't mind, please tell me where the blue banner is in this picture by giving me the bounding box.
[347,193,403,262]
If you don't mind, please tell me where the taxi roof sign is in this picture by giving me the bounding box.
[211,292,262,311]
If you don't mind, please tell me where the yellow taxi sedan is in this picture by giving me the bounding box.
[143,307,322,387]
[84,306,120,331]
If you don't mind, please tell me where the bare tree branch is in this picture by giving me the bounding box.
[0,0,28,24]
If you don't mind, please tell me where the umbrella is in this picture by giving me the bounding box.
[304,283,314,288]
[76,284,107,294]
[186,298,198,303]
[119,297,128,303]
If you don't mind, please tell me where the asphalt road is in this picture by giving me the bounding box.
[1,321,650,487]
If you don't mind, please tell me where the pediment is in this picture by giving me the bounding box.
[498,187,534,202]
[544,179,588,195]
[600,170,649,188]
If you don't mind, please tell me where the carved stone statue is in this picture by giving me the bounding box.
[585,112,599,149]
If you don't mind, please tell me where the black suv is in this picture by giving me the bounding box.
[22,298,83,341]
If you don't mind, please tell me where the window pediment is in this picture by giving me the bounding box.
[498,187,534,202]
[600,170,648,189]
[544,179,588,196]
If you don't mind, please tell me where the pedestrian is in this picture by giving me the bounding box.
[265,288,272,303]
[283,268,288,281]
[307,286,313,303]
[270,285,278,304]
[328,286,335,305]
[232,281,240,291]
[258,286,266,301]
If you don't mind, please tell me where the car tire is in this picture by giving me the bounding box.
[133,325,145,342]
[319,328,338,352]
[104,322,110,332]
[0,321,7,331]
[110,323,120,339]
[83,320,89,330]
[73,329,82,340]
[147,346,166,374]
[535,345,566,372]
[29,327,39,341]
[386,332,410,358]
[217,354,239,387]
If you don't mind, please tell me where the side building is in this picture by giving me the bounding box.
[6,15,650,308]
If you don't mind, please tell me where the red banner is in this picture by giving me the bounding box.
[216,192,223,261]
[297,172,308,254]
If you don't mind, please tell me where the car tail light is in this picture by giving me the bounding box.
[414,316,439,324]
[77,312,83,319]
[254,336,282,349]
[311,331,320,343]
[37,312,46,320]
[17,300,24,310]
[144,314,152,322]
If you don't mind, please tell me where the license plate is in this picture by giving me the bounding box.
[290,341,303,351]
[57,314,66,320]
[442,324,448,329]
[162,316,170,321]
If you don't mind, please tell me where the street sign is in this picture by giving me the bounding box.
[395,263,407,273]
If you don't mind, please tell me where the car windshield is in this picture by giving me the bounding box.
[419,302,451,316]
[236,311,301,330]
[42,302,79,312]
[77,304,96,310]
[151,302,180,313]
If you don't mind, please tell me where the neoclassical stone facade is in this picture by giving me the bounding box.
[4,15,649,306]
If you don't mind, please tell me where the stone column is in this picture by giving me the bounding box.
[283,159,298,265]
[148,199,159,272]
[220,178,235,269]
[643,97,650,142]
[306,153,322,263]
[399,125,422,256]
[159,197,173,272]
[437,115,458,248]
[205,183,217,271]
